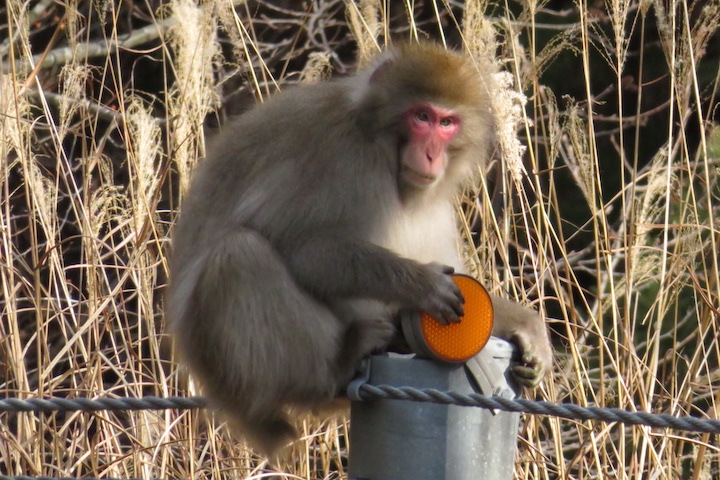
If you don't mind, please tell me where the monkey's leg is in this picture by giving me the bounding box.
[329,300,396,378]
[174,228,361,454]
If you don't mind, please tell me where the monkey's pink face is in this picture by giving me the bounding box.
[400,104,461,188]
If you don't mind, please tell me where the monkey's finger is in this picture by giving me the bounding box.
[434,280,464,323]
[450,297,465,320]
[427,262,455,276]
[522,352,538,365]
[445,311,463,324]
[441,275,464,300]
[441,265,455,275]
[441,300,464,324]
[442,311,462,325]
[439,286,464,322]
[510,364,542,387]
[453,287,465,305]
[511,334,538,364]
[427,305,456,325]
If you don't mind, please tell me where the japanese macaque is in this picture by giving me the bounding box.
[168,42,552,455]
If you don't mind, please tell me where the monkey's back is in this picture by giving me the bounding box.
[173,79,399,263]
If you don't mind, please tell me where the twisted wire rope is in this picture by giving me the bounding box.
[1,384,719,433]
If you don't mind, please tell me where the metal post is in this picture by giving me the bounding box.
[348,338,519,480]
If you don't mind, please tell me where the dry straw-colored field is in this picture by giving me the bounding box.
[1,0,719,478]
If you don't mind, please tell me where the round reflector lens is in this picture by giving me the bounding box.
[402,274,494,363]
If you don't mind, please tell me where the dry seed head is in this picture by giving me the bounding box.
[58,64,92,138]
[636,157,672,241]
[5,2,31,67]
[676,217,703,275]
[86,154,126,239]
[168,0,221,193]
[0,80,54,235]
[127,98,162,230]
[627,151,674,289]
[462,0,494,62]
[0,75,30,154]
[65,0,81,45]
[564,103,595,207]
[26,155,57,239]
[302,52,333,84]
[463,11,527,184]
[541,87,561,170]
[347,0,382,66]
[490,71,528,185]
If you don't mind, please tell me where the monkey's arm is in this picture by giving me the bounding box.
[490,295,553,387]
[279,233,464,324]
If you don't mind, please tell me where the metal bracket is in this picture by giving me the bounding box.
[464,340,516,402]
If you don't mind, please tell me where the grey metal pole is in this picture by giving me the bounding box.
[348,338,519,480]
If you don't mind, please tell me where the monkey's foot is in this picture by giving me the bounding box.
[339,318,395,374]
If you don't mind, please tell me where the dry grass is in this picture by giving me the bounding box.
[1,0,719,478]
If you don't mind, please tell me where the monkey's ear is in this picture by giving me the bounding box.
[367,47,401,84]
[369,58,393,83]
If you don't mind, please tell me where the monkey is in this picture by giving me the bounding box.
[167,42,552,455]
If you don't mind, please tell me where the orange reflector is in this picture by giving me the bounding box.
[401,274,494,363]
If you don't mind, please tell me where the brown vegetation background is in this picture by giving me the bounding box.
[1,0,719,478]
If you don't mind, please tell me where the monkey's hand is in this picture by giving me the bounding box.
[509,329,552,387]
[413,263,465,325]
[490,296,552,388]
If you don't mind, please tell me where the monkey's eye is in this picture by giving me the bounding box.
[439,117,455,128]
[415,111,431,123]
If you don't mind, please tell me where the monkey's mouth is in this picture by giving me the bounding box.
[401,166,437,186]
